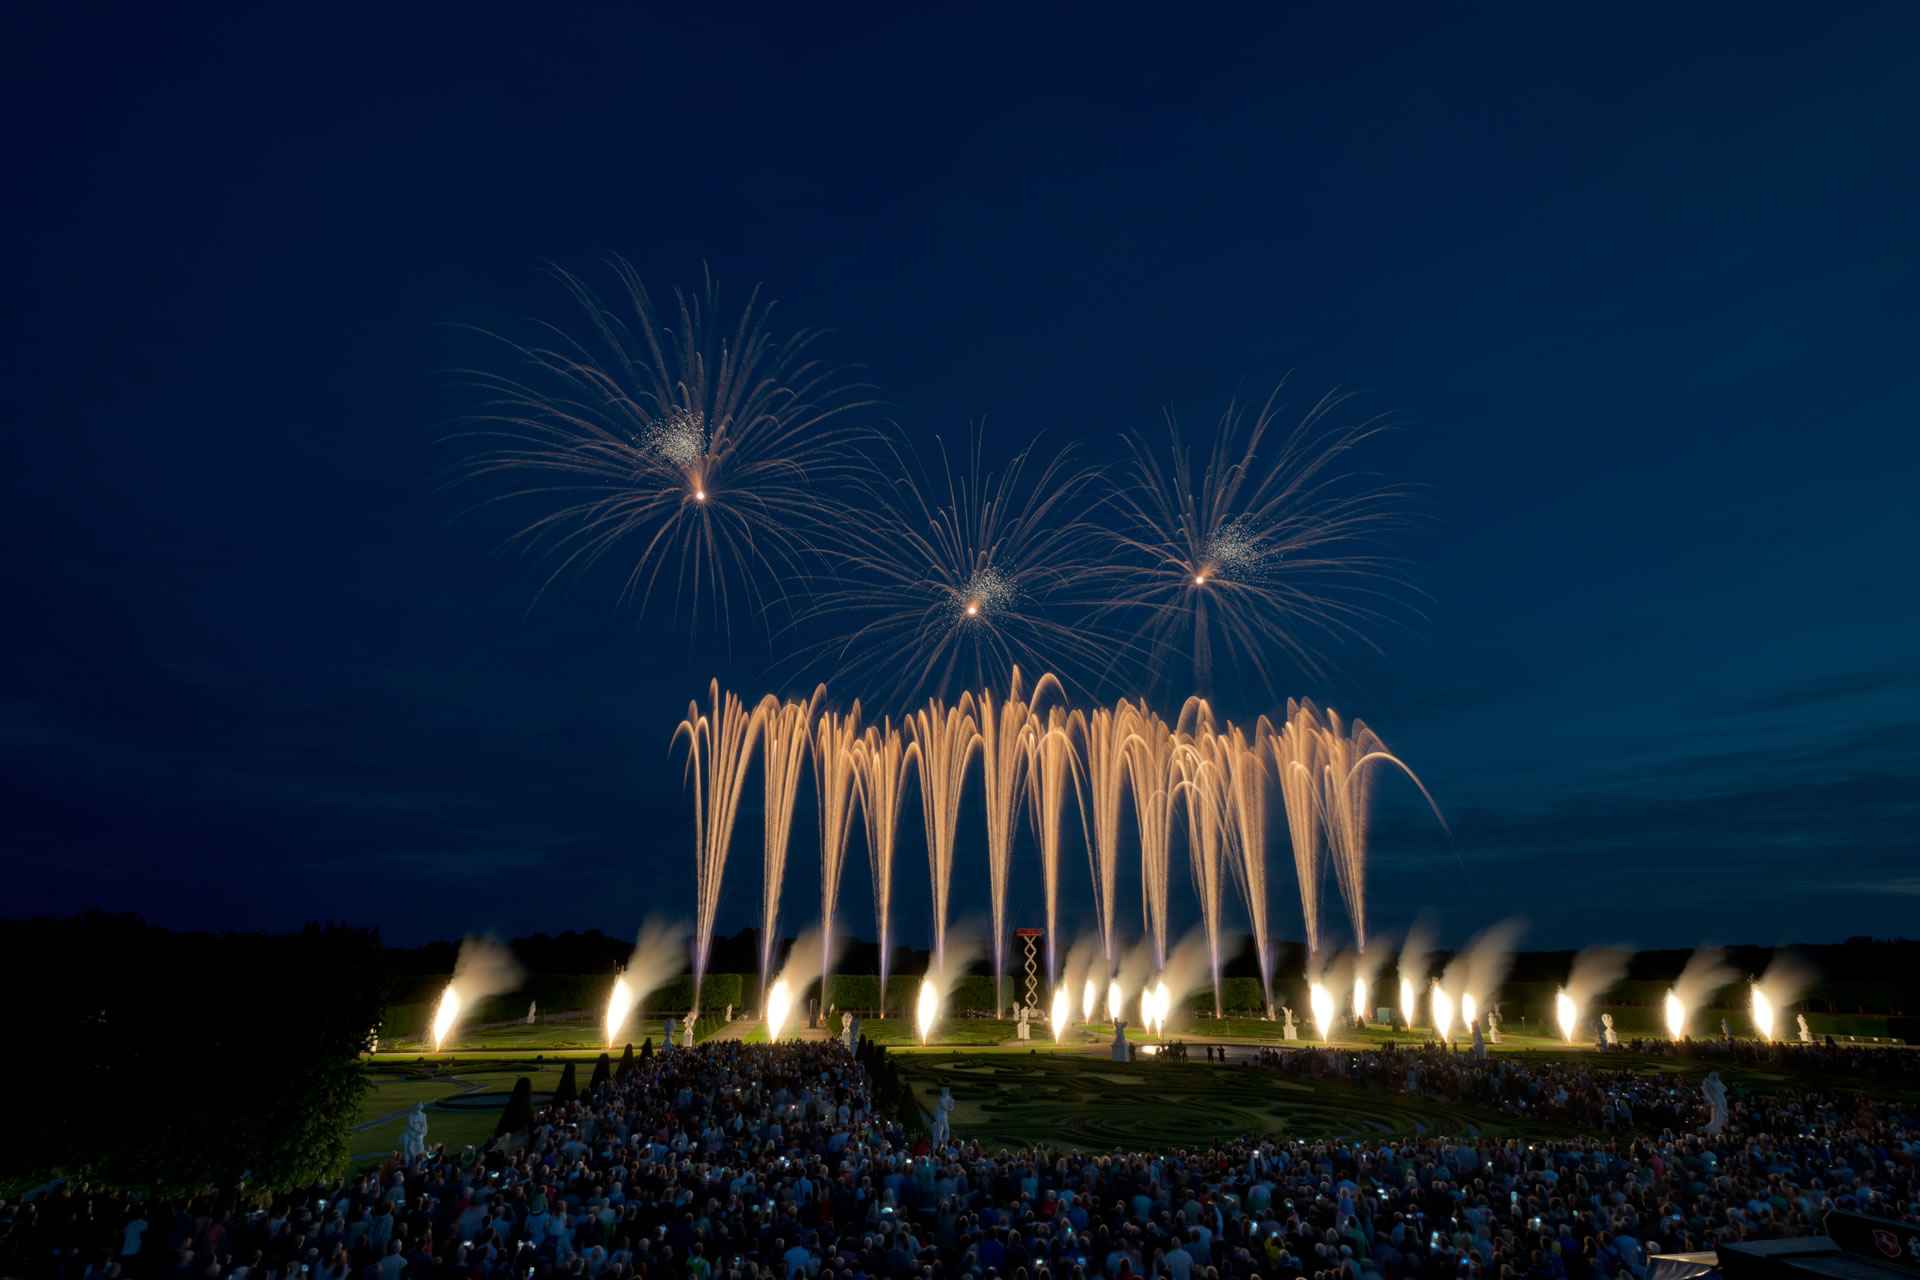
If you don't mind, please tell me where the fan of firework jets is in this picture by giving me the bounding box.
[450,260,1409,696]
[672,669,1451,1028]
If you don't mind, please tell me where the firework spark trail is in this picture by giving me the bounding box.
[1095,383,1412,695]
[672,679,762,1013]
[1026,704,1087,985]
[798,433,1118,704]
[814,703,864,1009]
[1123,703,1178,970]
[1263,700,1327,955]
[1309,701,1450,953]
[853,719,918,1011]
[1174,699,1229,1017]
[1077,704,1136,977]
[452,261,872,638]
[980,669,1061,1014]
[756,690,820,1006]
[1222,722,1275,1017]
[910,695,982,975]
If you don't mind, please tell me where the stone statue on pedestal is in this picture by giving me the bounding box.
[1797,1014,1812,1044]
[399,1101,429,1164]
[1111,1018,1131,1062]
[1016,1004,1032,1042]
[929,1086,955,1146]
[1601,1013,1618,1047]
[724,1004,732,1024]
[1471,1022,1487,1060]
[1721,1018,1733,1041]
[682,1015,695,1048]
[1281,1007,1298,1041]
[527,1001,537,1025]
[1487,1007,1502,1044]
[663,1016,677,1051]
[1702,1070,1729,1134]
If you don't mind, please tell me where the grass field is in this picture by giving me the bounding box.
[892,1052,1565,1151]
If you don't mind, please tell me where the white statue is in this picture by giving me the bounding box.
[1471,1022,1487,1060]
[663,1016,677,1051]
[1111,1017,1132,1062]
[682,1015,696,1048]
[842,1010,853,1044]
[527,1001,537,1025]
[929,1087,955,1146]
[1721,1018,1733,1042]
[399,1102,429,1163]
[1281,1007,1298,1041]
[1797,1014,1812,1045]
[1487,1008,1502,1045]
[724,1004,732,1024]
[1602,1013,1618,1047]
[1702,1071,1729,1134]
[1015,1004,1031,1042]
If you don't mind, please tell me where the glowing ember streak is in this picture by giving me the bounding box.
[1665,990,1686,1040]
[980,670,1056,1014]
[1751,984,1774,1041]
[1220,722,1274,1017]
[605,976,632,1046]
[1107,981,1123,1023]
[758,693,819,1009]
[815,705,864,1006]
[1266,703,1326,954]
[911,697,981,976]
[767,978,793,1043]
[1309,982,1335,1042]
[673,680,762,1013]
[1174,702,1229,1016]
[1556,990,1577,1043]
[1081,705,1133,976]
[432,985,460,1051]
[1051,987,1071,1042]
[1152,980,1170,1034]
[1353,976,1369,1023]
[1400,976,1416,1028]
[1124,705,1178,969]
[917,978,939,1045]
[1082,977,1098,1022]
[1431,982,1454,1042]
[1026,705,1083,988]
[854,720,917,1011]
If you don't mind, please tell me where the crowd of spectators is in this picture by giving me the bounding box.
[4,1038,1916,1280]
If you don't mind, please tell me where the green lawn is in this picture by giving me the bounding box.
[893,1052,1564,1152]
[353,1107,504,1163]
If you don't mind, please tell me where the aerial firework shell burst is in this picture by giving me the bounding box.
[800,433,1122,704]
[451,259,871,638]
[1097,384,1412,695]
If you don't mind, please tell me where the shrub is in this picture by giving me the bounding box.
[589,1053,611,1091]
[615,1043,635,1079]
[552,1061,578,1108]
[495,1078,535,1138]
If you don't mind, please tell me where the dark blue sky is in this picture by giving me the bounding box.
[5,5,1916,953]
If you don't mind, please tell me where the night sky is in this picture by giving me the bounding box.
[6,6,1917,954]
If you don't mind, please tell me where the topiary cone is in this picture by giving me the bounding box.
[495,1077,536,1138]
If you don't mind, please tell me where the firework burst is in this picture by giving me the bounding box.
[853,720,918,1009]
[799,433,1115,703]
[1096,383,1410,694]
[451,259,871,639]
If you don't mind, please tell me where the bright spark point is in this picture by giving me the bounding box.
[917,978,939,1045]
[1665,989,1686,1040]
[1556,989,1577,1043]
[605,976,631,1046]
[1201,515,1270,581]
[1051,987,1071,1042]
[952,566,1015,623]
[767,978,792,1043]
[1309,981,1334,1042]
[432,985,460,1051]
[1752,984,1775,1042]
[694,489,706,501]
